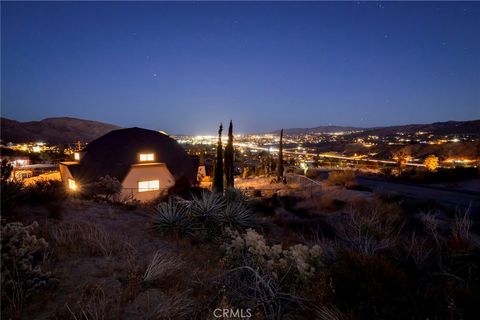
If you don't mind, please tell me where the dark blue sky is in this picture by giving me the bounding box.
[2,1,479,134]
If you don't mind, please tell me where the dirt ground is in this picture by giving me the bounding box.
[15,200,191,320]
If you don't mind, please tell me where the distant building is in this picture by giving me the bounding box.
[59,127,197,202]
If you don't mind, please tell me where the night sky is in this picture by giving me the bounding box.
[1,1,479,134]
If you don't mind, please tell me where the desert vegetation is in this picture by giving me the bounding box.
[1,165,479,319]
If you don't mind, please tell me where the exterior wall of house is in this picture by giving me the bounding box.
[59,162,75,186]
[120,163,175,202]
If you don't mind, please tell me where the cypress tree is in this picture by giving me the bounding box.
[224,120,234,188]
[199,147,205,166]
[277,129,284,181]
[213,123,224,192]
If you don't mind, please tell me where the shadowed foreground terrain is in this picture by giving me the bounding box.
[1,177,479,319]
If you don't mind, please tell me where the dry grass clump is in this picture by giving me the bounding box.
[142,250,184,284]
[333,205,404,255]
[65,283,116,320]
[49,221,116,257]
[314,304,346,320]
[451,206,473,250]
[149,291,194,320]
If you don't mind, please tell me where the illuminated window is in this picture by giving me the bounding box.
[138,180,160,192]
[74,152,80,161]
[68,178,77,190]
[139,153,155,162]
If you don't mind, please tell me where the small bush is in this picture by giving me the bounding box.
[24,179,67,204]
[0,180,24,215]
[93,175,122,202]
[223,228,322,283]
[1,222,52,318]
[327,170,357,187]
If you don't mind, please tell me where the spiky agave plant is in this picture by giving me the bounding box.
[224,187,250,205]
[218,200,257,231]
[190,190,226,219]
[153,198,198,237]
[189,190,226,237]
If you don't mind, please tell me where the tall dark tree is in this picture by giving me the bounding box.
[199,147,206,166]
[213,123,224,192]
[277,129,284,181]
[313,148,320,167]
[224,120,234,188]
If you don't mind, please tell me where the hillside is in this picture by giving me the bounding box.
[279,120,480,136]
[276,125,363,135]
[356,120,480,137]
[0,117,121,144]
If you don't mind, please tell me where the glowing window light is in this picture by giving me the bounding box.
[138,180,160,192]
[139,153,155,162]
[68,178,77,190]
[74,152,80,161]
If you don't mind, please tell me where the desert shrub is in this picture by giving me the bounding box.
[153,190,256,239]
[24,179,67,204]
[327,170,356,187]
[1,158,14,182]
[222,228,323,319]
[0,180,24,215]
[153,198,199,237]
[217,200,257,231]
[314,194,345,212]
[1,221,53,318]
[224,187,250,204]
[189,190,226,234]
[93,175,122,202]
[333,205,403,255]
[223,228,322,283]
[305,169,324,180]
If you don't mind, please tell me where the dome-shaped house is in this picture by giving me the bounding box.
[59,127,196,201]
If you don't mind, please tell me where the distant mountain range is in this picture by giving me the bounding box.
[1,117,121,144]
[1,117,479,144]
[276,120,480,136]
[276,126,362,135]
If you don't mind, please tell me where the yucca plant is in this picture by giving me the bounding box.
[217,200,257,231]
[153,198,198,237]
[190,190,226,225]
[224,187,250,205]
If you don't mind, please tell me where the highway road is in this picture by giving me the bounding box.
[357,176,480,217]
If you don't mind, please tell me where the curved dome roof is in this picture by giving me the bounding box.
[74,127,195,185]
